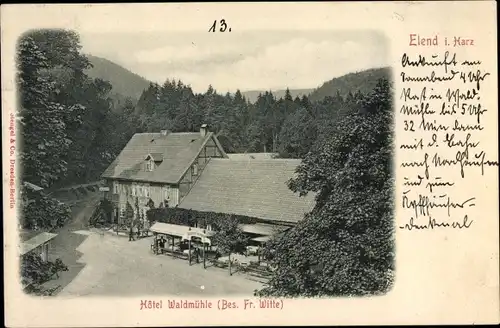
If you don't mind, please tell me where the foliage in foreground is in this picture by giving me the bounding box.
[257,79,395,297]
[146,207,264,227]
[21,253,68,294]
[17,30,136,188]
[89,198,114,227]
[20,185,71,231]
[211,216,249,275]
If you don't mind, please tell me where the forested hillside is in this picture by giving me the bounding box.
[241,68,390,104]
[18,29,392,189]
[308,67,391,102]
[86,55,151,100]
[85,55,151,111]
[241,88,313,104]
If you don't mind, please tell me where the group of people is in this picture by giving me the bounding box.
[152,236,201,263]
[151,236,169,254]
[156,236,167,251]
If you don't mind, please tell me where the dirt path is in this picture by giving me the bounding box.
[64,193,101,231]
[43,191,102,293]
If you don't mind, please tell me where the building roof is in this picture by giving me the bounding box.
[227,153,278,160]
[20,232,57,256]
[239,223,289,235]
[101,132,226,184]
[179,159,316,224]
[23,181,44,191]
[252,236,273,243]
[150,222,214,239]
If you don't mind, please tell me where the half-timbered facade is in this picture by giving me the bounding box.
[101,125,227,222]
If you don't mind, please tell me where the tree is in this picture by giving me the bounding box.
[277,107,317,159]
[17,34,84,188]
[89,198,113,226]
[125,201,135,227]
[137,83,161,115]
[134,196,141,225]
[255,91,279,152]
[244,121,266,153]
[63,78,116,183]
[257,79,394,297]
[17,29,125,187]
[212,216,249,276]
[173,88,201,132]
[20,185,71,230]
[21,253,69,295]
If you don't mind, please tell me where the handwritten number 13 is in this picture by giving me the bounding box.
[209,19,231,32]
[404,120,415,132]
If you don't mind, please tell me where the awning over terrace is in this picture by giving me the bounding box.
[238,223,289,236]
[251,235,273,243]
[149,222,214,244]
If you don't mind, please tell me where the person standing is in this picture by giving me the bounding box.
[158,237,165,254]
[195,247,200,264]
[129,225,135,241]
[136,223,141,239]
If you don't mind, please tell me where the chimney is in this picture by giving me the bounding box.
[200,124,208,137]
[160,129,169,136]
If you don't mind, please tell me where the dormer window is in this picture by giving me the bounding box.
[145,159,154,172]
[145,153,163,172]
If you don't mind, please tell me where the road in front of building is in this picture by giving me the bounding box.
[41,188,262,296]
[41,190,102,292]
[57,232,263,297]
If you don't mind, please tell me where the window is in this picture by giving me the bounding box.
[113,182,119,194]
[146,160,154,172]
[144,186,150,198]
[119,204,126,224]
[132,185,136,197]
[206,224,213,231]
[164,186,170,200]
[192,163,198,176]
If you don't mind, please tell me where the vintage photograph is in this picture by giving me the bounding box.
[16,28,394,298]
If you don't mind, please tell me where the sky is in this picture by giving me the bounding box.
[79,30,390,94]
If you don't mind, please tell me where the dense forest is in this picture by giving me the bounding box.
[17,29,390,190]
[18,29,394,296]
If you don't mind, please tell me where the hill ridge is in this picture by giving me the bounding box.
[85,54,391,105]
[85,54,151,101]
[240,67,392,103]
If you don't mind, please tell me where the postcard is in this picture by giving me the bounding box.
[2,2,499,326]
